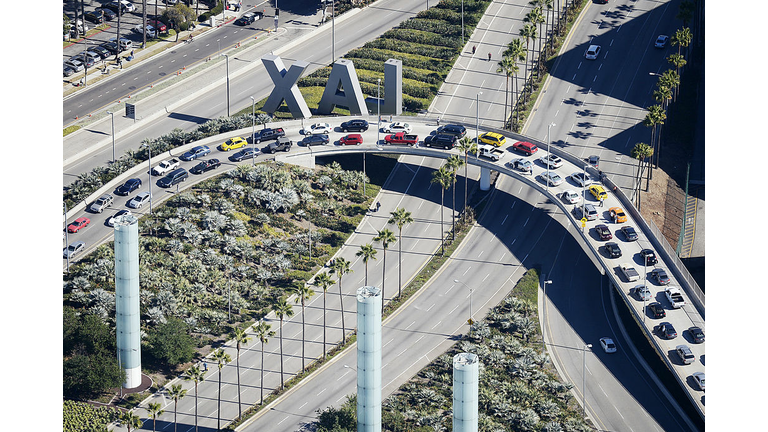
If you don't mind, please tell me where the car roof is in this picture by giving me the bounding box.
[483,131,502,137]
[588,44,600,50]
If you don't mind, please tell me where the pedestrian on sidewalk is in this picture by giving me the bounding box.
[472,45,476,54]
[130,49,134,58]
[488,52,491,61]
[203,361,208,372]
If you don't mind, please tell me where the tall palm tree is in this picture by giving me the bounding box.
[456,137,477,212]
[182,365,205,432]
[660,69,681,102]
[356,243,378,286]
[312,272,335,358]
[147,402,165,432]
[212,348,232,431]
[120,410,142,432]
[167,384,187,432]
[524,7,545,77]
[373,228,397,314]
[431,165,454,256]
[653,86,673,111]
[518,24,537,104]
[540,0,554,55]
[667,53,686,79]
[387,207,413,297]
[631,143,654,209]
[252,320,275,404]
[292,284,315,370]
[446,155,465,239]
[644,105,666,171]
[273,298,294,388]
[507,38,527,126]
[230,327,251,419]
[496,55,516,126]
[330,257,352,343]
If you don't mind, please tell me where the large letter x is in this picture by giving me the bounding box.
[261,54,312,119]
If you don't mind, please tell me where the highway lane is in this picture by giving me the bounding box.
[523,0,682,193]
[64,0,427,185]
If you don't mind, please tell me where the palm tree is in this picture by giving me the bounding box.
[373,228,397,313]
[660,69,681,102]
[292,284,315,370]
[518,24,537,104]
[147,402,165,432]
[182,365,205,432]
[456,137,477,212]
[631,142,653,210]
[667,53,686,79]
[230,327,251,419]
[356,243,378,285]
[653,86,673,111]
[330,257,352,343]
[446,155,465,239]
[311,272,335,358]
[540,0,554,55]
[431,165,454,256]
[167,384,187,432]
[496,55,516,126]
[273,298,294,388]
[120,410,142,432]
[387,207,413,297]
[644,105,666,171]
[252,320,275,404]
[506,38,527,126]
[524,7,545,78]
[212,348,232,431]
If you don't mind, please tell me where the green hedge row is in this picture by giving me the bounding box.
[345,47,453,73]
[364,38,456,61]
[381,28,461,48]
[396,18,465,38]
[346,57,444,85]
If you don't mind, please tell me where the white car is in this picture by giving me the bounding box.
[127,191,152,209]
[569,172,591,187]
[585,44,601,60]
[540,171,563,186]
[561,189,581,204]
[307,122,331,135]
[384,122,411,134]
[107,210,133,227]
[630,285,653,301]
[539,154,563,168]
[507,158,533,173]
[132,24,157,38]
[664,286,686,308]
[599,337,617,353]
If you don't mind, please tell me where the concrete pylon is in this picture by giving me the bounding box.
[479,167,491,191]
[356,286,382,432]
[114,214,142,389]
[453,352,479,432]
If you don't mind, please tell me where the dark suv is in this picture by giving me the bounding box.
[302,134,329,146]
[266,137,292,153]
[436,124,467,138]
[157,168,189,188]
[423,134,456,149]
[340,119,369,132]
[252,127,285,144]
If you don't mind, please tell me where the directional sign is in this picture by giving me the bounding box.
[467,318,474,326]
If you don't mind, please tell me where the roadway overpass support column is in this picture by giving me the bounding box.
[114,214,142,389]
[479,167,491,191]
[452,352,479,432]
[356,286,382,432]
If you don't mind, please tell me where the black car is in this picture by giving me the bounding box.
[157,168,189,188]
[423,134,457,149]
[688,326,705,344]
[230,148,259,162]
[88,46,112,60]
[252,127,285,143]
[302,134,329,146]
[104,2,128,14]
[620,226,638,241]
[436,124,467,138]
[647,302,666,319]
[654,322,677,339]
[340,119,369,132]
[84,11,104,24]
[640,249,658,265]
[95,7,117,21]
[64,64,75,77]
[650,268,670,285]
[190,158,221,174]
[115,178,142,195]
[604,242,622,258]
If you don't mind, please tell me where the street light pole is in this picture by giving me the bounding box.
[546,123,555,194]
[475,91,483,154]
[582,343,592,419]
[142,143,153,215]
[542,277,553,351]
[376,78,381,149]
[332,0,335,62]
[107,111,115,163]
[454,280,474,335]
[222,54,230,117]
[250,96,256,165]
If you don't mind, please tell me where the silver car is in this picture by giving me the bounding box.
[128,191,151,209]
[630,285,653,301]
[540,171,563,186]
[692,372,705,390]
[90,194,114,213]
[64,241,86,259]
[569,172,591,187]
[675,345,695,365]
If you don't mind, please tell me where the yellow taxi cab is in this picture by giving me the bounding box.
[589,184,608,201]
[478,132,506,147]
[609,207,627,223]
[221,137,247,151]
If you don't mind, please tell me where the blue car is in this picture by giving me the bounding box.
[115,178,142,196]
[180,145,211,161]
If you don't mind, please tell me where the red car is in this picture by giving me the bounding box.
[147,19,167,33]
[594,224,612,241]
[340,134,363,145]
[384,132,418,145]
[67,217,91,233]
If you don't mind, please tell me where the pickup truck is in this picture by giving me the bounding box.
[384,132,418,146]
[265,137,292,153]
[477,144,505,161]
[152,158,180,176]
[252,127,285,144]
[664,286,686,308]
[619,263,640,282]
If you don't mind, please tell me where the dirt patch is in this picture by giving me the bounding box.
[637,166,685,248]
